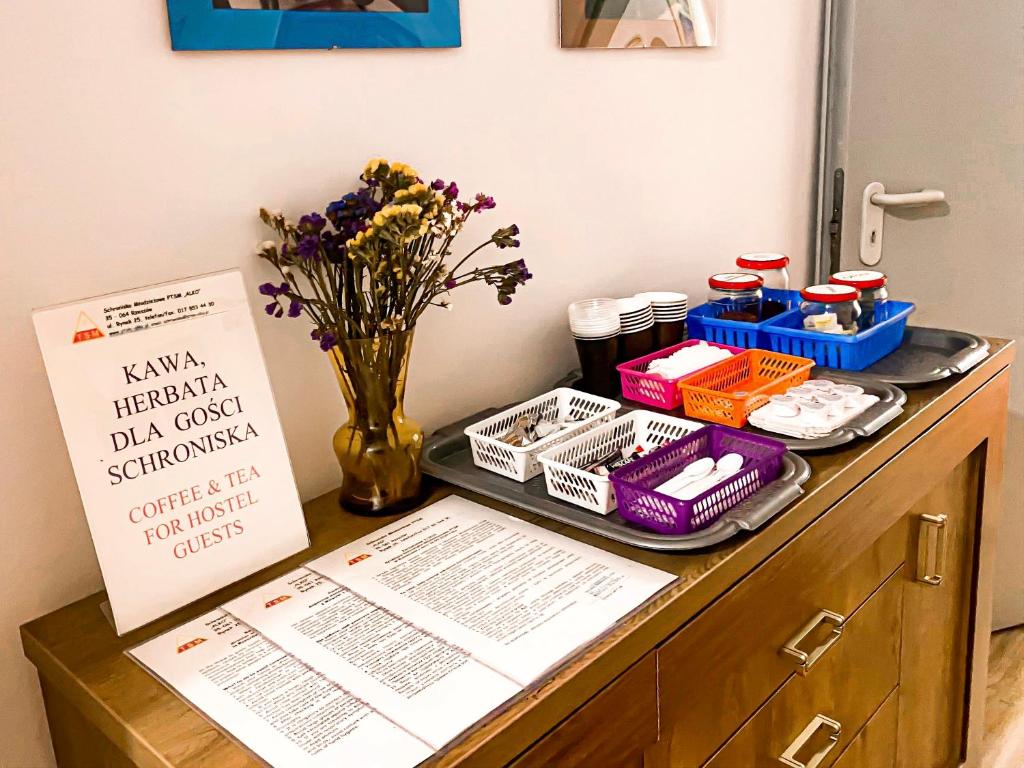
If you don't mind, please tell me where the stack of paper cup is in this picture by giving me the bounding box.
[616,297,656,362]
[635,292,688,348]
[568,299,620,397]
[616,297,655,333]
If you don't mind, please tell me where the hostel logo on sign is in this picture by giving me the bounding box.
[347,554,372,566]
[264,595,291,609]
[72,312,104,343]
[175,637,206,654]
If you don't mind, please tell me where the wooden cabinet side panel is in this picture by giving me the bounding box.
[898,449,983,768]
[41,676,138,768]
[508,652,657,768]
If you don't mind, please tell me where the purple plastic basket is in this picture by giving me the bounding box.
[609,425,787,535]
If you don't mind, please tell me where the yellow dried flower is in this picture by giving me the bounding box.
[390,161,419,179]
[394,182,429,202]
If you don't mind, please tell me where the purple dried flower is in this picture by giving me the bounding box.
[259,281,290,298]
[287,299,302,318]
[431,179,446,190]
[296,234,320,260]
[456,201,470,213]
[318,332,336,351]
[475,194,496,210]
[445,181,459,199]
[443,278,457,290]
[311,328,337,351]
[298,213,326,233]
[264,301,277,315]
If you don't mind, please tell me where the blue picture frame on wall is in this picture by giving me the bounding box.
[166,0,461,51]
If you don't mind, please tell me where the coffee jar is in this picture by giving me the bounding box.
[707,273,764,323]
[736,252,791,290]
[830,270,889,328]
[799,284,862,334]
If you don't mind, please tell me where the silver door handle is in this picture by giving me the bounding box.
[871,188,946,207]
[860,181,947,265]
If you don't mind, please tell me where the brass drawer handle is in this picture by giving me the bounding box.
[780,610,846,675]
[917,513,948,586]
[778,714,842,768]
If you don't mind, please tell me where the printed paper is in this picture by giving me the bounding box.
[223,567,521,749]
[308,496,675,685]
[33,271,308,633]
[129,609,431,768]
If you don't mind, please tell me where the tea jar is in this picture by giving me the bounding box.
[830,270,889,327]
[799,284,862,334]
[736,252,791,290]
[708,273,764,323]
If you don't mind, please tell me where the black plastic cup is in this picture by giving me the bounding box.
[573,334,620,398]
[654,319,687,349]
[618,325,657,365]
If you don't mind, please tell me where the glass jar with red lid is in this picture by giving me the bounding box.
[708,273,763,323]
[799,284,862,334]
[736,252,791,290]
[830,270,889,328]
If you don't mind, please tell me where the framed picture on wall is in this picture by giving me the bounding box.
[166,0,461,51]
[561,0,717,49]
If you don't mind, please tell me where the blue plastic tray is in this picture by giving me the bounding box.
[687,289,802,349]
[761,301,916,370]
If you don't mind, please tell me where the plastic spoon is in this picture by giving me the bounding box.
[671,453,745,501]
[654,456,714,496]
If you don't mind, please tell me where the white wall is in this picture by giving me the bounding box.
[0,2,824,765]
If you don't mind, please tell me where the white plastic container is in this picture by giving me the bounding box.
[464,388,620,482]
[538,410,703,514]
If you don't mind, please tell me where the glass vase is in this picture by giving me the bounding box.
[327,329,423,515]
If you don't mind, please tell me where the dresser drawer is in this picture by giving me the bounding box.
[833,688,898,768]
[509,652,657,768]
[704,570,902,768]
[654,516,906,767]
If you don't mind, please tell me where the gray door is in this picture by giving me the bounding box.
[818,0,1023,629]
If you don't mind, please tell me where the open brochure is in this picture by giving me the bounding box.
[130,496,675,766]
[307,496,676,686]
[129,609,432,768]
[222,567,520,749]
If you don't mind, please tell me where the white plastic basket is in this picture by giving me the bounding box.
[538,410,704,514]
[464,388,620,482]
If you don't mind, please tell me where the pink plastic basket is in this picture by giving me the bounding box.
[617,340,743,410]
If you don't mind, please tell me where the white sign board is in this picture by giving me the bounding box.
[33,271,309,634]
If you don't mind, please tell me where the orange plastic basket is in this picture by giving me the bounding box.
[677,350,815,427]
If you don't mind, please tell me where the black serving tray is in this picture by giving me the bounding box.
[744,371,907,452]
[837,326,989,387]
[422,409,811,552]
[555,370,905,453]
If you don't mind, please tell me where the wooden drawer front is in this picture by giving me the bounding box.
[654,516,906,767]
[705,570,903,768]
[509,652,657,768]
[833,688,898,768]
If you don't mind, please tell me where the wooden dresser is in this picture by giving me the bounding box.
[21,339,1014,768]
